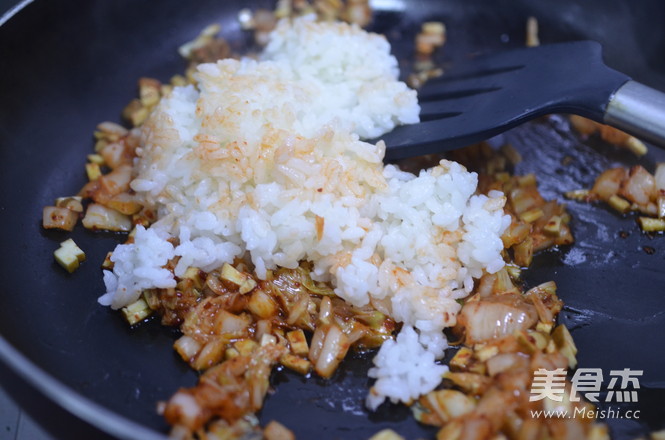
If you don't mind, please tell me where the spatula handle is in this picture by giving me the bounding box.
[604,80,665,147]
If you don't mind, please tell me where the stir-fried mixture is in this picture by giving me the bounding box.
[565,163,665,233]
[41,3,660,440]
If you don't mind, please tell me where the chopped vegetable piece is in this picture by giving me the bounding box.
[638,217,665,232]
[587,424,611,440]
[621,165,656,206]
[170,74,187,86]
[55,196,84,212]
[543,215,562,235]
[569,115,597,136]
[368,429,405,440]
[486,352,528,376]
[519,207,544,223]
[517,173,537,187]
[85,162,102,181]
[82,203,132,231]
[424,390,475,423]
[174,335,201,362]
[260,334,277,347]
[139,77,161,108]
[97,121,129,138]
[625,136,648,156]
[214,310,251,337]
[564,189,590,201]
[233,340,257,357]
[658,197,665,219]
[97,164,133,199]
[182,267,205,290]
[552,324,577,368]
[122,298,153,325]
[122,99,149,126]
[280,353,311,375]
[310,324,350,378]
[194,339,226,370]
[536,321,553,334]
[87,153,105,165]
[53,239,86,273]
[513,236,533,267]
[107,192,143,215]
[526,16,539,47]
[608,194,631,214]
[655,163,665,192]
[178,23,221,58]
[220,262,256,293]
[286,329,309,356]
[449,347,474,371]
[264,420,295,440]
[474,345,499,362]
[43,206,79,231]
[650,429,665,440]
[442,371,491,395]
[225,347,239,360]
[504,263,521,280]
[590,168,625,201]
[514,330,538,354]
[101,252,114,270]
[599,124,630,145]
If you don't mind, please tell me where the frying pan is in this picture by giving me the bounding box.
[1,0,664,439]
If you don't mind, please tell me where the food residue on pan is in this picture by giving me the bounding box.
[41,4,661,440]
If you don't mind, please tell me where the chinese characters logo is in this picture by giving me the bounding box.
[530,367,643,403]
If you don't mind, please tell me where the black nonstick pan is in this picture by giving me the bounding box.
[1,1,664,439]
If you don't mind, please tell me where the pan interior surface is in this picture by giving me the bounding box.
[0,0,664,438]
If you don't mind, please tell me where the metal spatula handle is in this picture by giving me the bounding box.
[605,80,665,146]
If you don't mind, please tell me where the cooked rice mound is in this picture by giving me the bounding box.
[99,15,510,409]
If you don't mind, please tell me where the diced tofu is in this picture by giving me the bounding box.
[608,194,631,214]
[234,339,258,356]
[286,329,309,356]
[280,353,311,375]
[543,215,562,236]
[638,216,665,232]
[54,239,86,273]
[121,298,152,325]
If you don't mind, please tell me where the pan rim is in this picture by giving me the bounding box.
[0,0,33,27]
[0,335,167,440]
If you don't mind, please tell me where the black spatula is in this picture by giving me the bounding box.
[381,41,665,160]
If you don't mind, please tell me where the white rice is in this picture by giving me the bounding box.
[100,16,510,410]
